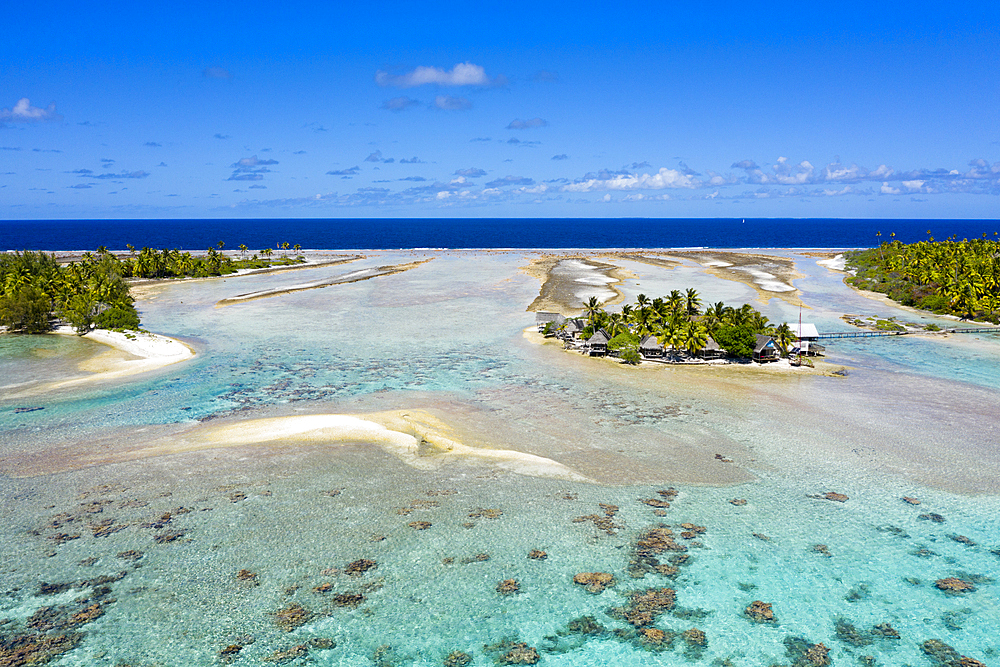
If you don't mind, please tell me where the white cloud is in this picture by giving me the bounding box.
[375,62,498,88]
[880,182,901,195]
[0,98,62,122]
[434,95,472,110]
[870,164,894,178]
[563,168,697,192]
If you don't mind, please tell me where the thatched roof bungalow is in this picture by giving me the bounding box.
[536,312,565,333]
[639,334,664,358]
[562,318,587,339]
[698,336,727,359]
[584,329,610,356]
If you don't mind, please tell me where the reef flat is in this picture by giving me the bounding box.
[1,249,997,666]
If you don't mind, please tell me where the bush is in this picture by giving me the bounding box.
[0,285,51,333]
[919,294,950,313]
[607,331,640,351]
[619,347,642,365]
[94,305,141,331]
[713,324,756,358]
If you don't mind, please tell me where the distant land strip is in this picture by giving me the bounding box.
[215,258,434,307]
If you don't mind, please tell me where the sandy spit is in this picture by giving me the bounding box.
[4,327,195,398]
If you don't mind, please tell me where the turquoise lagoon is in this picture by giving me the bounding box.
[1,250,998,666]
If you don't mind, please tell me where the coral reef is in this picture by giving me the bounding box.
[263,644,309,663]
[573,503,623,535]
[565,616,606,635]
[744,600,776,623]
[527,550,547,560]
[682,628,707,646]
[332,592,365,607]
[573,572,614,593]
[345,558,377,575]
[274,603,313,631]
[935,577,975,593]
[443,650,472,666]
[782,636,832,666]
[487,641,540,665]
[496,579,521,595]
[609,587,676,627]
[408,521,431,530]
[922,639,988,666]
[871,622,900,639]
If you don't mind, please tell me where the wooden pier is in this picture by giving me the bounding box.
[817,326,1000,340]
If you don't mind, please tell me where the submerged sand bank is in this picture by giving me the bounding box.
[3,327,194,398]
[523,255,634,314]
[215,258,433,306]
[0,409,593,483]
[129,253,364,300]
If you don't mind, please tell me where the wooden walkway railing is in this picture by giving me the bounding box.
[816,326,1000,340]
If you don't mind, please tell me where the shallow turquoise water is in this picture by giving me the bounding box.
[1,251,998,666]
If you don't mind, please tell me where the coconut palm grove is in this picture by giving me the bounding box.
[845,232,1000,323]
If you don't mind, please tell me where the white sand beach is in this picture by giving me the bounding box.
[816,253,847,271]
[5,327,194,397]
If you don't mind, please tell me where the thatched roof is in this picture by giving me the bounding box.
[639,334,663,351]
[754,334,777,353]
[587,329,610,345]
[535,312,565,325]
[703,337,723,352]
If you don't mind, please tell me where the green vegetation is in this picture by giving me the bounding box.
[1,243,305,335]
[574,290,782,361]
[115,244,303,279]
[845,231,1000,323]
[1,250,137,333]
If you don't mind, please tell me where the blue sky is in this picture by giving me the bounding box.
[2,2,999,219]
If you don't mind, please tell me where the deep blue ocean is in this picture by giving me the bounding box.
[2,217,998,250]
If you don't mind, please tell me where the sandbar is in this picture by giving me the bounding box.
[215,258,433,306]
[0,409,594,483]
[523,254,634,314]
[4,327,195,397]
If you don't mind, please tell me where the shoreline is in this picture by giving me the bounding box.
[3,327,195,398]
[128,252,364,299]
[522,328,842,376]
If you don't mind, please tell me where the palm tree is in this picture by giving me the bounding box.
[684,322,708,357]
[774,323,793,357]
[667,290,683,315]
[583,296,603,325]
[238,244,249,258]
[685,288,701,318]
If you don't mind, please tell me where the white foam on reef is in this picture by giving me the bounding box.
[735,267,796,293]
[817,254,847,271]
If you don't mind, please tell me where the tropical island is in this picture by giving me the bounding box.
[0,244,306,334]
[539,291,808,365]
[845,231,1000,323]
